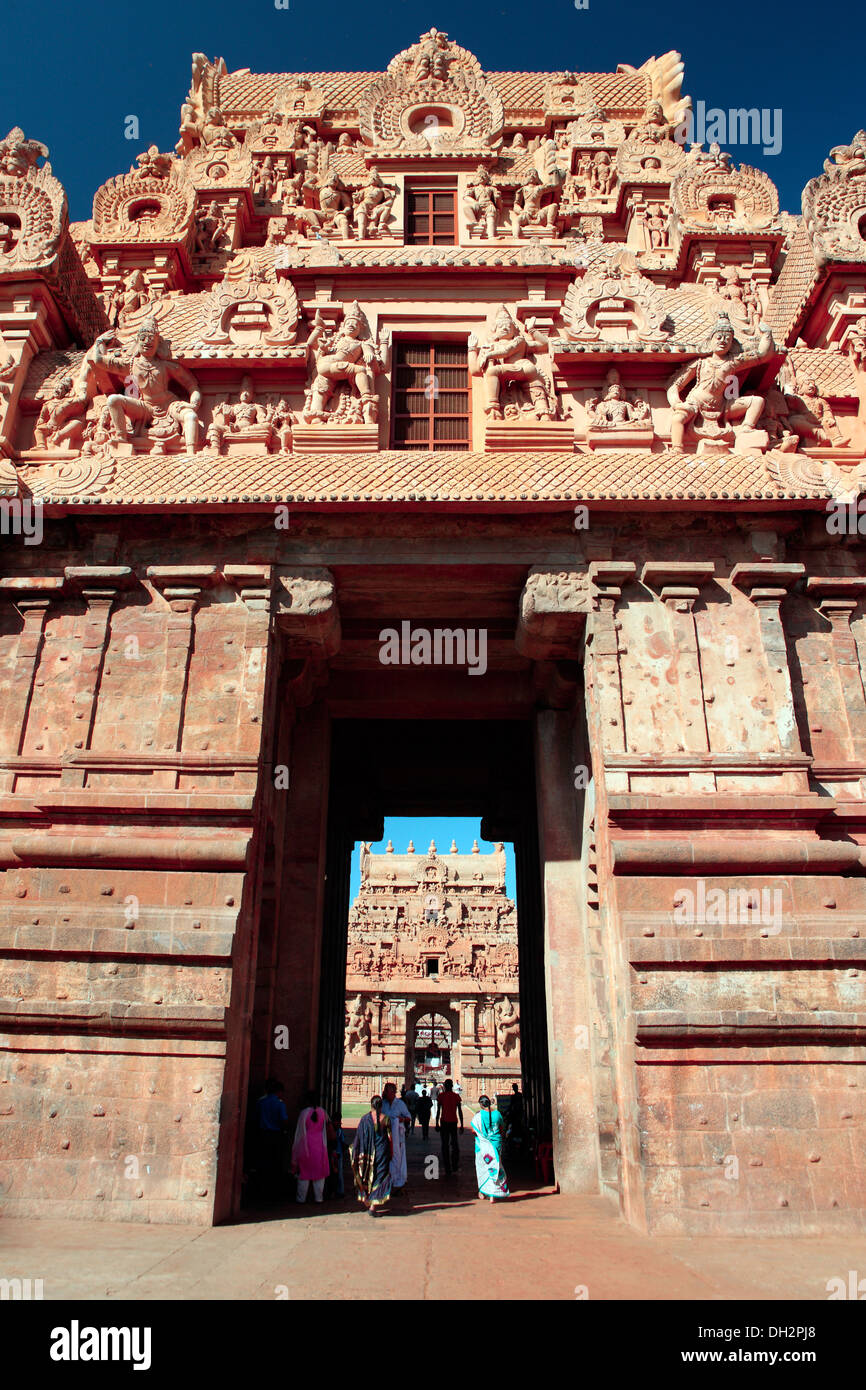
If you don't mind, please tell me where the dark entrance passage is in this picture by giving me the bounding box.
[317,719,552,1144]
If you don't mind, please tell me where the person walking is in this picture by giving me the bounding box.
[351,1095,392,1216]
[472,1095,509,1202]
[435,1078,463,1178]
[416,1088,433,1141]
[290,1090,333,1204]
[404,1081,420,1132]
[381,1082,412,1192]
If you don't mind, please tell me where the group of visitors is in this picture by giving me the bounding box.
[255,1075,519,1215]
[255,1081,350,1205]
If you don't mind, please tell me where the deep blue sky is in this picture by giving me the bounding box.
[1,0,858,222]
[349,817,516,900]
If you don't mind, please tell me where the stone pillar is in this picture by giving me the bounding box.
[587,563,637,753]
[731,562,806,753]
[62,566,135,787]
[806,576,866,759]
[517,564,600,1191]
[146,565,219,786]
[0,576,65,793]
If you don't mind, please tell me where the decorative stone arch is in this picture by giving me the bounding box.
[92,163,194,245]
[670,156,779,232]
[404,998,461,1085]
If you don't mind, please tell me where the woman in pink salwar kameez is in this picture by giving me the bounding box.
[291,1091,333,1204]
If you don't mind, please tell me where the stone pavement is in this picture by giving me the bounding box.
[0,1123,859,1301]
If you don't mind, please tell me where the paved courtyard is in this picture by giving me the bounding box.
[1,1125,860,1301]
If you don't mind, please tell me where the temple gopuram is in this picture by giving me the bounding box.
[0,30,865,1236]
[343,839,520,1103]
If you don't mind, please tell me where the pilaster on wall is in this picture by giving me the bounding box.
[585,551,866,1235]
[0,555,280,1224]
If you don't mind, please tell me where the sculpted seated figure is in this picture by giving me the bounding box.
[511,169,558,237]
[666,314,775,448]
[34,376,88,450]
[586,375,651,429]
[782,379,844,448]
[469,308,556,420]
[353,168,397,239]
[93,319,202,451]
[302,303,388,424]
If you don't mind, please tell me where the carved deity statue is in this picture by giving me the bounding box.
[666,314,775,447]
[34,376,88,450]
[511,169,558,237]
[194,201,229,256]
[463,166,499,239]
[303,302,389,424]
[780,379,844,448]
[253,156,280,202]
[201,107,237,149]
[106,269,152,327]
[845,316,866,372]
[715,267,762,338]
[292,172,353,239]
[353,167,398,239]
[586,371,651,428]
[92,318,202,451]
[469,307,556,420]
[646,203,670,249]
[345,994,372,1056]
[494,998,520,1056]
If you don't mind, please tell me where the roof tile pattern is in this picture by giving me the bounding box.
[217,68,650,122]
[766,222,820,344]
[19,447,853,507]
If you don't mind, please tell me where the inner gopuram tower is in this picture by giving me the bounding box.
[1,31,865,1236]
[343,838,520,1103]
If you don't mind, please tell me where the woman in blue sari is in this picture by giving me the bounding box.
[351,1095,393,1216]
[472,1094,509,1201]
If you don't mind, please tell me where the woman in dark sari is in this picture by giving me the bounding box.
[351,1095,393,1216]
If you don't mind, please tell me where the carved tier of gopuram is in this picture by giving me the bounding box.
[343,839,520,1103]
[0,32,865,1236]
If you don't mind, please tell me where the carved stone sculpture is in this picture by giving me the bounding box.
[194,200,229,255]
[511,169,558,237]
[353,167,397,239]
[463,166,499,239]
[34,376,88,450]
[345,994,372,1056]
[494,997,520,1057]
[586,369,651,428]
[469,307,556,419]
[845,316,866,372]
[92,318,202,451]
[666,314,776,448]
[302,302,389,424]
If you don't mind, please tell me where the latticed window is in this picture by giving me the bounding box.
[391,342,470,450]
[405,184,457,245]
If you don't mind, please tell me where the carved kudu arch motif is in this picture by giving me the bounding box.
[670,156,779,231]
[803,132,866,266]
[358,30,504,155]
[92,154,195,244]
[200,267,300,346]
[562,249,671,343]
[0,129,66,271]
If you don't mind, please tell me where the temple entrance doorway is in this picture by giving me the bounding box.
[318,720,551,1146]
[409,1008,457,1087]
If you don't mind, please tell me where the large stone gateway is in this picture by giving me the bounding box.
[343,839,520,1103]
[0,36,865,1236]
